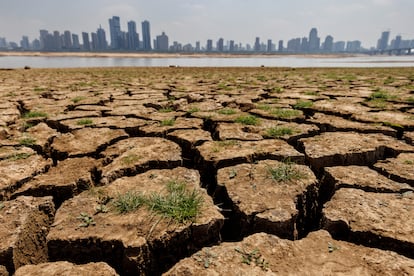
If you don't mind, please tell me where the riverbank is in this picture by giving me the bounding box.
[0,67,413,275]
[0,50,359,59]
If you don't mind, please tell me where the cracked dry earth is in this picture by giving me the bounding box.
[0,67,414,275]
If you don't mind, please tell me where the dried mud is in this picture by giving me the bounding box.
[1,67,414,275]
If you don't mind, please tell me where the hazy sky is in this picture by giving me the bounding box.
[0,0,413,48]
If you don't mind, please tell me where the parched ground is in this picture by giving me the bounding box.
[1,67,414,275]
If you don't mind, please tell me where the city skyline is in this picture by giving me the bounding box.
[1,0,413,49]
[1,13,413,54]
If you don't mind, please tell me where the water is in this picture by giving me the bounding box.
[1,54,414,68]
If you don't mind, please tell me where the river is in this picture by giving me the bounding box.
[1,54,414,68]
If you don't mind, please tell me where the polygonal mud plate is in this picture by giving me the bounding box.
[196,140,304,170]
[14,261,118,276]
[299,132,414,170]
[47,167,224,275]
[373,153,414,186]
[100,137,182,184]
[0,196,55,274]
[217,160,317,239]
[322,188,414,258]
[165,230,414,275]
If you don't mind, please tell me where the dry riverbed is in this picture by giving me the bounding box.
[1,67,414,275]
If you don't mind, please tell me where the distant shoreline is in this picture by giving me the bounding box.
[0,51,361,59]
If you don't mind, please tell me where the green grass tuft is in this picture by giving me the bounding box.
[218,108,237,115]
[76,119,94,125]
[148,180,204,223]
[22,111,48,118]
[234,115,260,125]
[113,191,146,214]
[19,137,36,146]
[293,100,313,109]
[267,161,305,182]
[270,108,301,119]
[160,118,175,126]
[266,126,294,138]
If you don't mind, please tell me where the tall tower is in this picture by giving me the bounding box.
[109,16,121,49]
[142,20,152,50]
[377,31,390,50]
[96,25,108,50]
[127,21,139,50]
[308,28,320,52]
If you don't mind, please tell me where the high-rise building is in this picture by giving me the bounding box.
[254,37,261,51]
[195,41,201,51]
[72,34,80,49]
[216,38,224,52]
[63,31,72,49]
[82,32,91,51]
[142,20,152,50]
[206,39,213,51]
[278,40,284,52]
[346,40,361,52]
[333,41,345,52]
[109,16,121,49]
[156,32,169,51]
[308,28,320,52]
[127,21,139,50]
[96,26,108,50]
[267,39,273,52]
[229,40,235,52]
[323,35,334,52]
[20,36,30,50]
[53,31,62,50]
[377,31,390,51]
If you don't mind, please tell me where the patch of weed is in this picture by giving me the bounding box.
[160,118,175,126]
[71,96,86,103]
[77,213,96,227]
[266,126,294,138]
[148,180,204,223]
[8,152,33,161]
[188,107,200,113]
[121,154,141,165]
[22,111,48,118]
[194,249,217,268]
[19,137,36,147]
[113,191,146,214]
[270,108,301,119]
[159,107,174,113]
[235,247,269,271]
[234,115,260,125]
[293,100,313,109]
[267,161,304,182]
[217,108,237,115]
[76,119,94,125]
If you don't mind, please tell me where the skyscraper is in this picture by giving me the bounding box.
[216,38,224,52]
[377,31,390,50]
[156,32,169,51]
[142,20,152,50]
[63,31,73,49]
[127,21,139,50]
[109,16,121,49]
[323,35,334,52]
[254,37,261,52]
[82,32,91,51]
[206,39,213,51]
[96,26,108,50]
[308,28,320,52]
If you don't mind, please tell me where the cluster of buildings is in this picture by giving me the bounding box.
[1,16,413,54]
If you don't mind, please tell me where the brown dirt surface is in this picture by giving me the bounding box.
[14,261,118,276]
[0,196,55,274]
[322,188,414,258]
[165,230,414,275]
[1,67,414,275]
[373,152,414,186]
[46,167,223,275]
